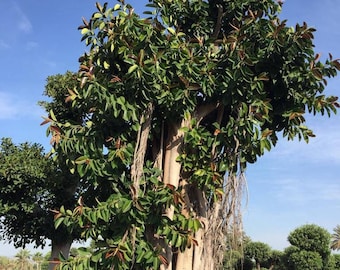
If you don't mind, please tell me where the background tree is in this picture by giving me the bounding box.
[32,252,44,270]
[283,224,332,270]
[263,250,284,270]
[46,0,340,269]
[40,72,82,268]
[0,256,14,270]
[331,225,340,250]
[324,254,336,270]
[41,252,52,270]
[244,241,271,270]
[40,71,118,268]
[15,249,31,270]
[332,254,340,269]
[223,231,251,270]
[0,138,79,270]
[288,250,323,270]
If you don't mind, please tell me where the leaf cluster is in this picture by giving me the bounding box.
[283,224,332,270]
[55,165,202,269]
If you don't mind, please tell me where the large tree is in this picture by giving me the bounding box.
[47,0,340,269]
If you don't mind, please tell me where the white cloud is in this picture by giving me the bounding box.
[18,16,32,33]
[13,2,32,34]
[0,2,33,49]
[0,92,42,120]
[264,112,340,166]
[257,171,340,207]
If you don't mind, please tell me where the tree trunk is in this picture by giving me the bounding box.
[162,120,189,270]
[257,262,261,270]
[160,106,226,270]
[159,104,236,270]
[48,239,72,270]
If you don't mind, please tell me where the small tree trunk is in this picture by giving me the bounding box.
[48,239,72,270]
[257,262,261,270]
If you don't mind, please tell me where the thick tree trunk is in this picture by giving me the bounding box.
[161,104,228,270]
[162,121,186,270]
[176,246,193,270]
[48,239,72,270]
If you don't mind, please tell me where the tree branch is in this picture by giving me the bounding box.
[211,4,224,39]
[195,102,220,124]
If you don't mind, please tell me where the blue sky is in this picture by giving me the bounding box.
[0,0,339,257]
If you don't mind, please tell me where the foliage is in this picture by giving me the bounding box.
[15,249,31,270]
[287,224,331,260]
[39,71,83,125]
[223,232,251,270]
[332,254,340,269]
[263,250,284,270]
[244,241,271,269]
[0,256,14,269]
[0,251,52,270]
[42,252,52,270]
[283,224,331,270]
[32,252,44,270]
[44,0,340,269]
[288,250,323,270]
[331,225,340,250]
[324,254,336,270]
[223,249,243,270]
[0,138,76,248]
[41,71,118,234]
[242,241,283,270]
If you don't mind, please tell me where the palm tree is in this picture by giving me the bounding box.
[32,252,43,270]
[331,225,340,250]
[15,249,31,270]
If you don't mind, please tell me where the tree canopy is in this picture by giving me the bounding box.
[287,224,331,260]
[44,0,340,269]
[284,224,332,270]
[244,241,271,269]
[0,138,71,248]
[0,136,79,269]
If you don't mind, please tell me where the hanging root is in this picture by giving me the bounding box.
[129,103,154,269]
[224,173,247,238]
[223,173,248,267]
[130,102,154,200]
[203,172,247,269]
